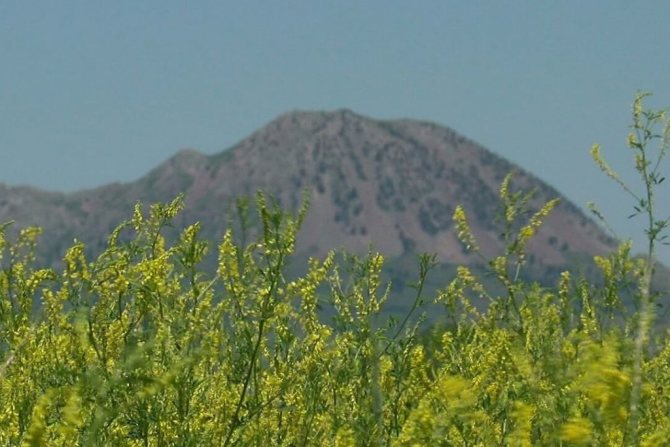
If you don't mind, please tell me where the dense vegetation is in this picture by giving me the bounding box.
[1,94,669,446]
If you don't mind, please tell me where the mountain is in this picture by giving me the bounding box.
[0,109,615,291]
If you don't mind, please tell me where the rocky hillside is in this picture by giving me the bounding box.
[0,110,615,287]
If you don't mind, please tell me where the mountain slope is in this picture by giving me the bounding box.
[0,110,615,284]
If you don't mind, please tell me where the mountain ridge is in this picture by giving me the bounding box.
[0,110,615,286]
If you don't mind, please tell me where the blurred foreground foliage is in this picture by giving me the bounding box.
[1,94,669,446]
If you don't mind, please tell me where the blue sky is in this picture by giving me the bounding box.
[1,1,669,260]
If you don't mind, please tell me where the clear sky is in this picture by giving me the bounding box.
[1,1,669,261]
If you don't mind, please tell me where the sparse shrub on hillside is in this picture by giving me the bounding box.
[0,94,668,446]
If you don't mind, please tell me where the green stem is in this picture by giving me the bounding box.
[626,119,659,445]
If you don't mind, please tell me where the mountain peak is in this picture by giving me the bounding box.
[0,110,615,287]
[277,108,364,121]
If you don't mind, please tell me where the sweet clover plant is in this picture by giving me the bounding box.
[0,94,668,446]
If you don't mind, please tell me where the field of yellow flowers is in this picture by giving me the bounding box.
[1,94,669,446]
